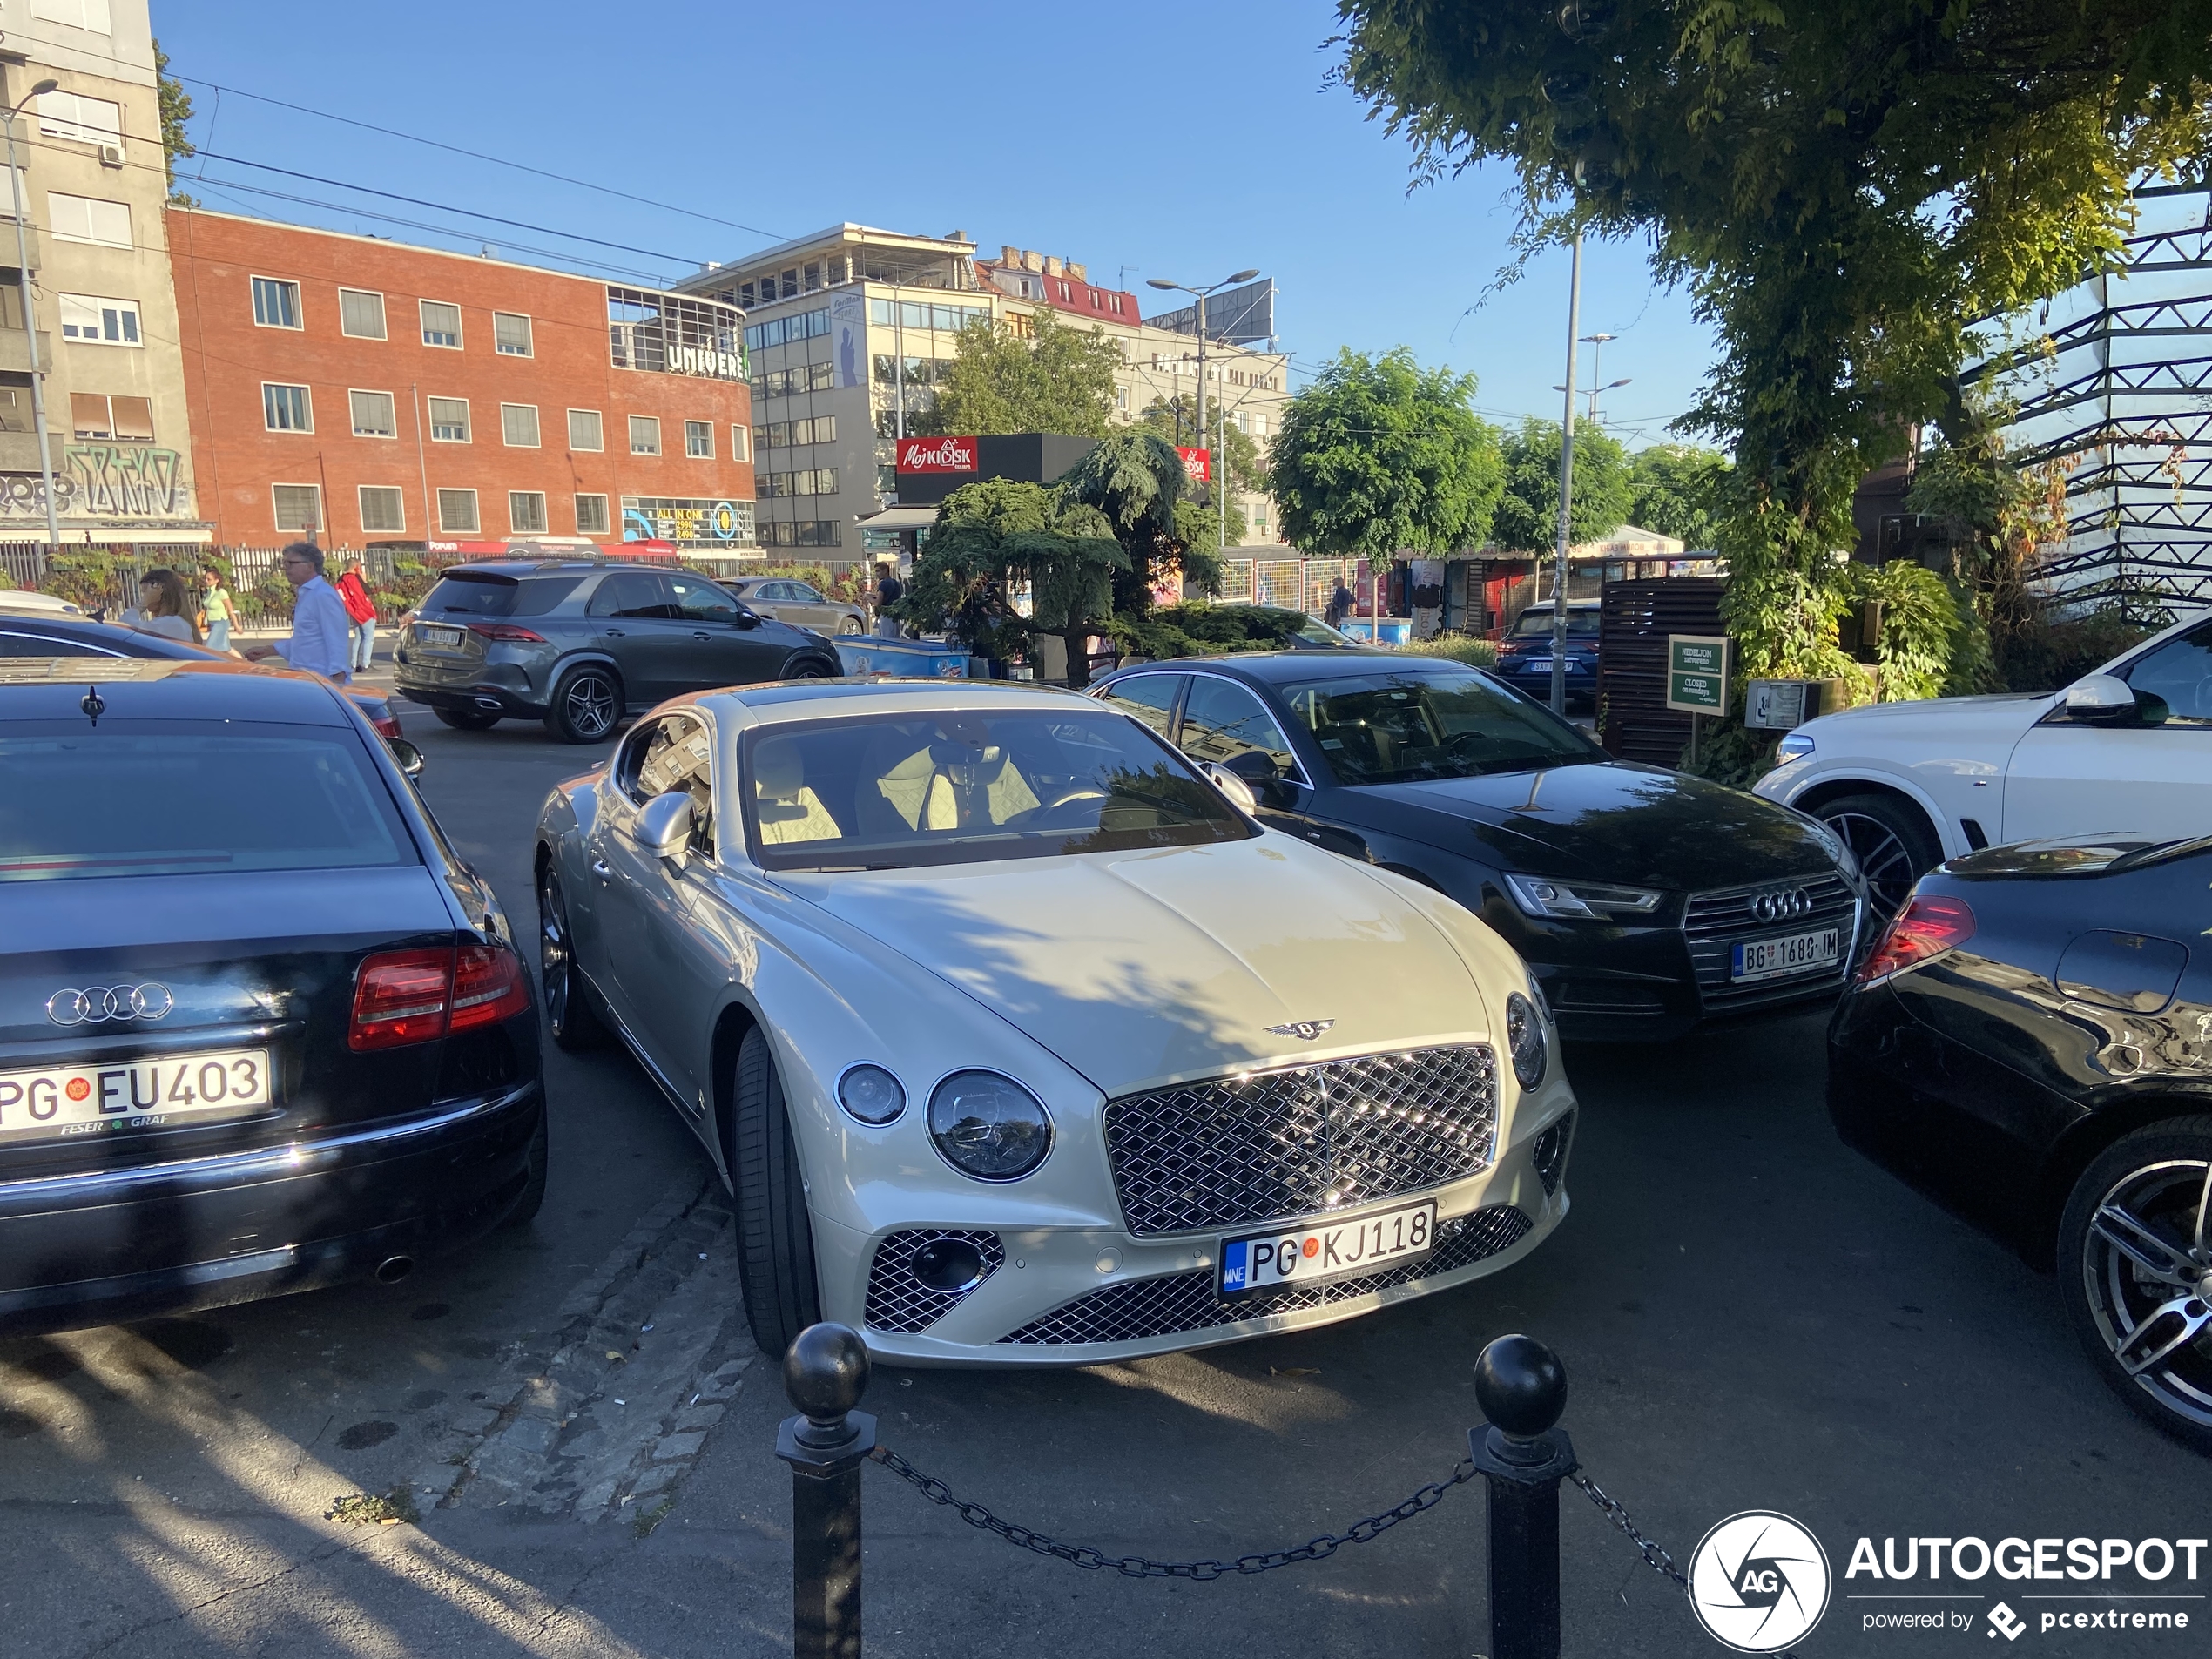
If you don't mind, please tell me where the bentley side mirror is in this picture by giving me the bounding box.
[387,738,426,781]
[1201,762,1259,814]
[634,790,694,859]
[2062,673,2141,726]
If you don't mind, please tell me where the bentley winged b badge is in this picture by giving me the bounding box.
[1265,1019,1337,1042]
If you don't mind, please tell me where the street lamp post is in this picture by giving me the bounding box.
[5,79,59,555]
[1549,235,1582,718]
[1148,269,1259,550]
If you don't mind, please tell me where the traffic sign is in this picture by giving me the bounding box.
[1666,634,1730,715]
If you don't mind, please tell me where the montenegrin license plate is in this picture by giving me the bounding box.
[1219,1199,1437,1298]
[0,1048,273,1144]
[419,624,464,647]
[1731,927,1840,983]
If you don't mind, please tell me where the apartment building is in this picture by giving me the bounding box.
[169,210,753,550]
[677,225,1290,560]
[0,0,205,541]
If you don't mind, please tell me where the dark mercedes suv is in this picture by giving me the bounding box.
[394,559,841,743]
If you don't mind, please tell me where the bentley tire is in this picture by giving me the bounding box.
[546,664,623,744]
[537,867,608,1051]
[434,706,502,731]
[1814,792,1939,918]
[731,1027,823,1356]
[2058,1118,2212,1453]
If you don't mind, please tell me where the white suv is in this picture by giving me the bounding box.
[1753,613,2212,913]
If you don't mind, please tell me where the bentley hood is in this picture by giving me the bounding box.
[771,834,1494,1098]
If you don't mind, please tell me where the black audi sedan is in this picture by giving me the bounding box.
[1091,653,1864,1041]
[395,558,841,742]
[1829,834,2212,1450]
[0,658,543,1336]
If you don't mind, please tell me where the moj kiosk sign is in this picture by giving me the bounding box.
[0,445,196,523]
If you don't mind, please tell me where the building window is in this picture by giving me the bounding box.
[685,419,712,458]
[629,415,661,455]
[29,0,115,33]
[1109,293,1125,315]
[272,483,323,534]
[262,382,312,433]
[427,397,469,442]
[493,311,534,356]
[731,424,750,462]
[759,519,843,548]
[339,288,387,340]
[71,391,152,441]
[359,485,405,534]
[1115,386,1128,411]
[420,300,462,348]
[349,389,397,438]
[47,192,129,248]
[57,293,139,345]
[752,362,835,399]
[436,489,479,533]
[759,416,838,450]
[501,402,541,447]
[574,493,610,535]
[608,286,745,379]
[251,276,302,329]
[37,89,123,152]
[509,490,549,534]
[567,408,603,451]
[758,468,838,498]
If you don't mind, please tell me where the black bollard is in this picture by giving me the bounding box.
[776,1322,878,1659]
[1469,1333,1578,1659]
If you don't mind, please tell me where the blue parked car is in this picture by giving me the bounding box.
[1493,601,1600,710]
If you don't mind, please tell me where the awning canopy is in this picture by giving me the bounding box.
[855,506,940,532]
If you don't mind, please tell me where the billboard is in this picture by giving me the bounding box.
[1175,447,1211,483]
[1144,279,1275,347]
[897,435,979,473]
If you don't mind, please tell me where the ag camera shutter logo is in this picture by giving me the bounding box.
[1689,1510,1831,1652]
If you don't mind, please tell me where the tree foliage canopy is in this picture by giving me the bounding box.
[914,308,1123,439]
[155,41,197,206]
[1493,417,1633,551]
[1333,0,2212,685]
[1268,347,1502,556]
[1627,442,1731,551]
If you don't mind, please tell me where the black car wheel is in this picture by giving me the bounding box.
[837,616,864,635]
[537,867,608,1051]
[546,664,622,744]
[2059,1119,2212,1452]
[434,706,502,731]
[782,655,835,680]
[1815,792,1939,917]
[501,1110,550,1229]
[731,1026,822,1357]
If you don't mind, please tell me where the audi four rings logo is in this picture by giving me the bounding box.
[1750,887,1813,923]
[45,984,174,1025]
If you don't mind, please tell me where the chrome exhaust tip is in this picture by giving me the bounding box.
[374,1254,415,1285]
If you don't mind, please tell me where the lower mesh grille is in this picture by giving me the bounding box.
[996,1205,1533,1345]
[863,1229,1005,1334]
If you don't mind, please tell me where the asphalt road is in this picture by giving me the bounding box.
[0,685,2201,1659]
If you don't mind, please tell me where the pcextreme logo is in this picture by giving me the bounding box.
[1689,1510,1833,1653]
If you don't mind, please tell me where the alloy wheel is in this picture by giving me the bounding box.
[538,874,573,1032]
[565,674,616,740]
[2080,1159,2212,1430]
[1825,809,1919,917]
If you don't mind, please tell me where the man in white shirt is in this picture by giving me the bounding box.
[241,543,352,684]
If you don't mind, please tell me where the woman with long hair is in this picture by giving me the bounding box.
[132,567,203,644]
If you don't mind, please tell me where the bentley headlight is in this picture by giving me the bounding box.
[928,1070,1053,1181]
[1502,871,1662,921]
[838,1064,907,1125]
[1504,992,1548,1092]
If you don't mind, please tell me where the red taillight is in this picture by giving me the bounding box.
[350,943,530,1049]
[1855,894,1976,985]
[450,943,531,1030]
[469,622,546,643]
[350,948,454,1050]
[372,713,402,739]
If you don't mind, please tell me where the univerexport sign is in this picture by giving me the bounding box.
[1667,633,1730,715]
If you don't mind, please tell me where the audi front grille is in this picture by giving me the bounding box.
[1682,872,1861,1013]
[1100,1045,1499,1238]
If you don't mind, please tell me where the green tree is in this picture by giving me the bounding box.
[1493,417,1634,552]
[914,308,1123,438]
[1627,443,1731,550]
[1057,430,1217,626]
[154,41,197,206]
[1332,0,2212,728]
[1268,347,1502,558]
[1136,395,1267,496]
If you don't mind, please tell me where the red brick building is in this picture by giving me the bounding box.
[166,209,754,551]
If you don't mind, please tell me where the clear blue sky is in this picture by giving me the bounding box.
[152,0,1717,449]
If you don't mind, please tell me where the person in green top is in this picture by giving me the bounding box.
[198,567,238,653]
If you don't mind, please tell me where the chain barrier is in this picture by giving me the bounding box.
[867,1441,1477,1581]
[1568,1470,1689,1590]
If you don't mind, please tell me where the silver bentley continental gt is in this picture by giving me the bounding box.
[533,679,1576,1364]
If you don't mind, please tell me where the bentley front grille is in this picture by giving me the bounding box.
[1101,1044,1499,1238]
[862,1229,1005,1335]
[996,1205,1534,1346]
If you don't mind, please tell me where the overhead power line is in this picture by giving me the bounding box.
[174,74,786,245]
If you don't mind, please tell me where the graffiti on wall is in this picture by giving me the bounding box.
[0,446,196,521]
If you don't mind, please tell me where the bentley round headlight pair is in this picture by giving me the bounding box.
[1504,992,1548,1092]
[836,1063,1052,1181]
